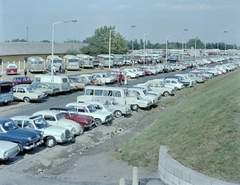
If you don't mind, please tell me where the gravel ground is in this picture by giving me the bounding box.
[0,103,166,185]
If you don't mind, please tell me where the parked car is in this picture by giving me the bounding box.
[66,102,114,127]
[13,85,46,102]
[185,73,205,83]
[49,106,94,131]
[6,63,18,75]
[163,78,184,90]
[12,76,32,86]
[32,110,82,136]
[120,69,139,78]
[68,77,89,90]
[0,140,20,160]
[0,118,44,154]
[91,97,132,118]
[130,68,145,77]
[11,115,75,148]
[92,73,117,84]
[30,82,60,95]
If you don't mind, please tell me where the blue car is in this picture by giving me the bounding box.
[0,118,44,154]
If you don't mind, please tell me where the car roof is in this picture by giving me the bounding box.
[50,106,75,111]
[66,102,92,106]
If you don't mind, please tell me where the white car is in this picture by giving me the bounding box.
[77,74,93,84]
[121,69,139,78]
[126,91,152,109]
[13,85,46,103]
[91,97,132,118]
[142,66,157,74]
[66,102,114,127]
[0,140,19,160]
[127,87,159,106]
[11,115,75,148]
[130,68,145,77]
[32,110,82,136]
[132,85,162,101]
[92,73,117,84]
[163,78,184,90]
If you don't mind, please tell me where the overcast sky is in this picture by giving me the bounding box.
[1,0,240,46]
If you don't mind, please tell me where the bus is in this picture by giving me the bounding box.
[46,55,63,72]
[27,56,45,73]
[76,54,94,69]
[63,55,79,71]
[0,81,13,105]
[97,54,114,68]
[130,54,146,64]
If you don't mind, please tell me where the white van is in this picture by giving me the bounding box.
[77,86,151,110]
[34,75,71,92]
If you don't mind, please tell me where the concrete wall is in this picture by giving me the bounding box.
[158,146,239,185]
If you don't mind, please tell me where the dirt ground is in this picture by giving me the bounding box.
[0,103,166,185]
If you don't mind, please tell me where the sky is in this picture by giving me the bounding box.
[1,0,240,47]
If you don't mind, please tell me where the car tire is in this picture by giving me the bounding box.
[2,102,8,105]
[45,136,57,148]
[94,118,102,127]
[131,104,139,111]
[79,125,84,135]
[23,97,30,103]
[114,110,122,118]
[17,143,23,155]
[163,91,170,97]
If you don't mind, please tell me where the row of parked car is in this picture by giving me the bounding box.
[1,56,239,161]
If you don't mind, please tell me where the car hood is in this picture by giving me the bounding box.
[6,128,42,139]
[75,114,94,121]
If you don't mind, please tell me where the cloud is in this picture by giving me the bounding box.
[116,4,132,10]
[153,3,212,10]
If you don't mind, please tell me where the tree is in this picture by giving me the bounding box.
[40,40,50,43]
[186,38,204,49]
[11,38,27,42]
[80,26,128,56]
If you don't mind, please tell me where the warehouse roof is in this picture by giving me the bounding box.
[0,42,88,56]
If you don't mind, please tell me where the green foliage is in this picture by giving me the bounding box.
[66,49,79,55]
[11,38,27,42]
[80,26,128,56]
[40,40,50,43]
[114,70,240,183]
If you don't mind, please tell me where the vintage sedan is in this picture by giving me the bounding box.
[91,97,132,118]
[12,76,32,86]
[92,73,117,84]
[49,106,94,131]
[0,118,44,154]
[13,85,46,102]
[11,115,75,148]
[66,102,114,127]
[0,140,19,160]
[30,82,60,95]
[32,110,82,136]
[68,77,88,90]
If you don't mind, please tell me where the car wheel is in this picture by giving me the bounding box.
[94,118,102,127]
[163,91,170,97]
[23,97,30,103]
[114,110,122,118]
[2,102,8,105]
[79,125,84,135]
[131,104,139,111]
[17,143,23,155]
[45,136,57,148]
[127,75,131,79]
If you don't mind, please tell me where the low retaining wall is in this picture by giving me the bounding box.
[158,146,238,185]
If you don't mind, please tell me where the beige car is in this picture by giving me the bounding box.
[13,85,46,103]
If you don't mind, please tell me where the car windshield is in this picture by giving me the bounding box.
[26,88,34,93]
[2,120,19,131]
[68,109,78,116]
[56,113,65,120]
[87,105,96,113]
[111,99,118,105]
[33,117,49,129]
[143,90,149,95]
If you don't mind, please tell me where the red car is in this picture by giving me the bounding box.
[49,107,94,130]
[6,64,18,75]
[12,76,32,86]
[138,67,151,75]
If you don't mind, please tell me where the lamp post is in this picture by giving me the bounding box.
[144,33,151,65]
[51,20,70,75]
[205,40,209,57]
[182,37,188,61]
[166,35,172,63]
[71,20,77,49]
[194,37,199,60]
[131,25,136,51]
[224,31,227,54]
[109,28,121,69]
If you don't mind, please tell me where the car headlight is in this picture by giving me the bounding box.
[27,137,32,142]
[61,133,65,140]
[71,128,76,134]
[3,152,8,158]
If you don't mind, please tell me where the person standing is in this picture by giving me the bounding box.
[118,72,123,86]
[124,72,128,85]
[24,67,27,76]
[59,65,62,74]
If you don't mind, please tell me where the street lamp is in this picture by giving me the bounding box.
[195,37,199,59]
[166,35,172,63]
[131,25,136,51]
[205,40,209,57]
[182,37,188,61]
[144,33,151,64]
[51,20,70,75]
[224,30,227,54]
[71,20,77,49]
[109,28,121,69]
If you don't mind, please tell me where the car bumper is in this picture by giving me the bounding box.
[23,139,44,150]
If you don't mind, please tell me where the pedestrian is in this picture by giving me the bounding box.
[118,72,123,86]
[59,65,62,74]
[24,67,27,76]
[124,72,128,85]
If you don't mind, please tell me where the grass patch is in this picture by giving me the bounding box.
[114,70,240,183]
